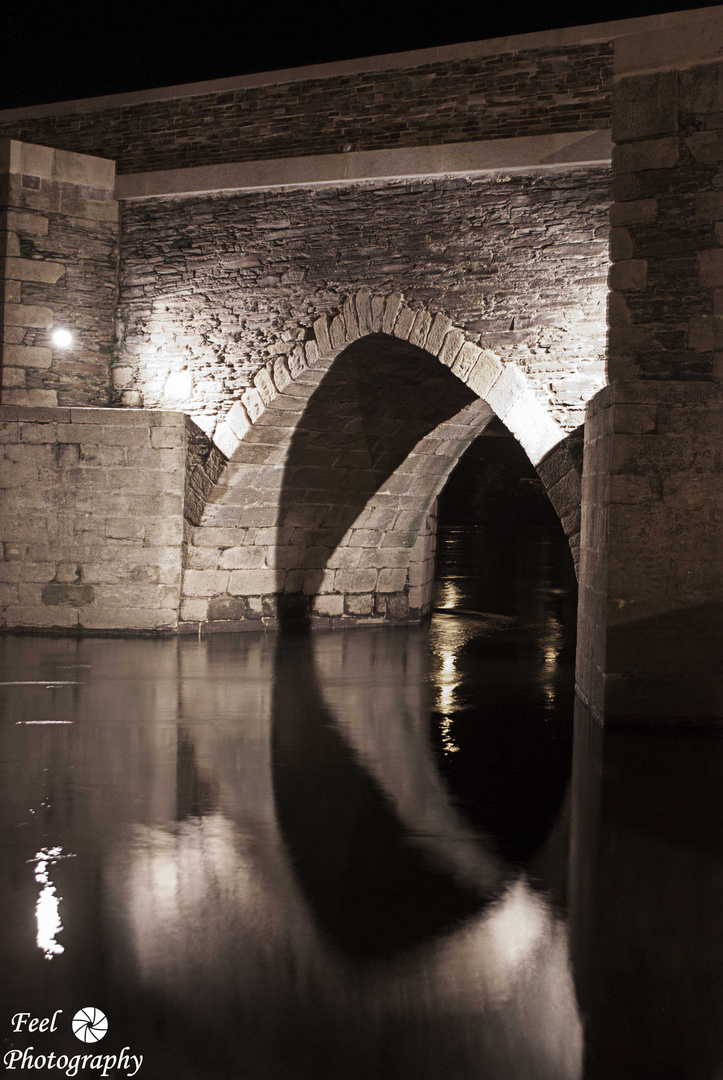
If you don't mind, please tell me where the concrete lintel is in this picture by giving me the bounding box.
[115,131,612,201]
[0,138,116,190]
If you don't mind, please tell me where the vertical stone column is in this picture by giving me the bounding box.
[577,57,723,725]
[0,139,118,406]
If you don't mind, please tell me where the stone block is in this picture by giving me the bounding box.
[345,593,373,615]
[612,137,679,173]
[180,598,208,621]
[505,393,564,465]
[425,313,452,356]
[358,548,409,568]
[228,568,278,595]
[612,71,678,143]
[330,314,346,349]
[0,422,20,442]
[409,309,432,350]
[253,367,275,406]
[1,257,65,283]
[438,329,465,368]
[241,387,264,423]
[3,211,49,236]
[607,291,632,327]
[382,292,404,335]
[333,569,378,593]
[2,279,20,303]
[5,605,79,629]
[699,248,723,286]
[300,342,316,369]
[371,295,386,332]
[3,304,53,328]
[219,546,267,570]
[679,60,723,117]
[466,350,503,398]
[3,389,57,407]
[610,228,634,261]
[608,326,650,355]
[326,547,363,569]
[313,594,344,616]
[686,130,723,163]
[183,569,230,596]
[609,199,658,227]
[313,316,332,356]
[451,341,481,382]
[190,526,245,547]
[0,231,21,257]
[302,568,335,595]
[608,260,647,291]
[41,582,94,607]
[355,290,373,335]
[377,568,407,592]
[607,357,640,381]
[111,367,134,388]
[346,529,383,548]
[272,356,292,392]
[612,404,658,434]
[343,295,360,340]
[151,427,183,448]
[79,607,177,630]
[393,305,416,341]
[695,191,723,221]
[2,368,25,388]
[485,362,526,420]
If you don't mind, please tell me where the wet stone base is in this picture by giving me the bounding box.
[178,590,430,634]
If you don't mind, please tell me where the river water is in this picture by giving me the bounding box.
[1,523,722,1079]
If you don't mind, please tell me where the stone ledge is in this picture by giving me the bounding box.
[0,405,186,425]
[115,131,613,200]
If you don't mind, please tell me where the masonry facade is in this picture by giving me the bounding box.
[0,9,721,724]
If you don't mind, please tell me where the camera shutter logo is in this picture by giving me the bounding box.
[72,1007,108,1043]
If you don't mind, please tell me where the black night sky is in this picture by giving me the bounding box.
[0,0,716,110]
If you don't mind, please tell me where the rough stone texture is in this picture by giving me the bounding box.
[576,381,723,724]
[177,329,581,632]
[0,405,189,632]
[0,141,119,407]
[0,44,613,175]
[179,341,486,630]
[608,61,723,381]
[115,168,610,434]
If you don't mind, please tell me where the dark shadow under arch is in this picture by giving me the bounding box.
[275,334,477,629]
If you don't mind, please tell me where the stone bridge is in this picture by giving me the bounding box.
[0,7,721,723]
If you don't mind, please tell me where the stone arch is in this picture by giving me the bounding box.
[180,293,584,631]
[210,290,566,470]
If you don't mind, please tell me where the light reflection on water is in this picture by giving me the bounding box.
[0,617,581,1079]
[2,527,720,1077]
[30,846,72,961]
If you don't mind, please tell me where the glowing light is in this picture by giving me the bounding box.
[52,329,72,349]
[29,847,75,960]
[163,370,193,401]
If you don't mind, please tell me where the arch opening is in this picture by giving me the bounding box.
[180,313,584,633]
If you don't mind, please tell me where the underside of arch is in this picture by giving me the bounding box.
[180,296,584,632]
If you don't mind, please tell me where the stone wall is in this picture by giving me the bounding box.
[115,168,611,434]
[576,381,723,724]
[0,44,612,175]
[608,61,723,381]
[0,405,190,633]
[0,140,119,407]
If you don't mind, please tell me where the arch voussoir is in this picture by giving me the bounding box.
[181,290,580,632]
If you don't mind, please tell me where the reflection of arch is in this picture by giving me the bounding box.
[181,294,584,630]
